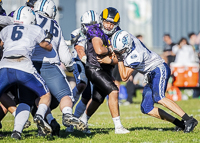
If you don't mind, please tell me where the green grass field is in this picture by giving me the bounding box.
[0,93,200,143]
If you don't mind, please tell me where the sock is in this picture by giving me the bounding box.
[74,100,86,118]
[13,103,30,133]
[12,110,16,117]
[35,104,48,118]
[182,113,191,121]
[72,87,81,106]
[173,118,185,129]
[112,116,122,129]
[62,107,73,114]
[46,113,54,124]
[80,111,90,124]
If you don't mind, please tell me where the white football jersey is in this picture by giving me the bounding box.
[0,24,46,73]
[32,13,73,67]
[124,34,164,74]
[70,28,87,59]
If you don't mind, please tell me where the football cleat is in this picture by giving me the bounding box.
[115,126,130,134]
[62,113,87,131]
[184,117,198,133]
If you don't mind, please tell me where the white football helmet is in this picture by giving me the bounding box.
[34,0,56,19]
[13,6,36,25]
[80,10,100,34]
[111,30,132,55]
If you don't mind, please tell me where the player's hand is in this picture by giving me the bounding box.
[97,55,112,64]
[44,30,53,42]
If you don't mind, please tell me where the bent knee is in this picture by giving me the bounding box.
[141,103,154,114]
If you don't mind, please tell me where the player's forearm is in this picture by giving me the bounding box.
[75,45,86,60]
[39,41,52,51]
[118,62,134,82]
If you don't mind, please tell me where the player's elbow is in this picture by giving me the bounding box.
[121,75,129,82]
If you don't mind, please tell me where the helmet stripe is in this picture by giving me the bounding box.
[114,13,120,23]
[90,10,95,21]
[103,8,108,19]
[40,0,47,12]
[113,30,123,48]
[17,6,25,20]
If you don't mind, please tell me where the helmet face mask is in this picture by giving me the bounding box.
[13,6,36,25]
[34,0,57,19]
[111,30,132,57]
[100,7,120,36]
[80,10,100,34]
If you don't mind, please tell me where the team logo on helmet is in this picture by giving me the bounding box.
[122,34,129,48]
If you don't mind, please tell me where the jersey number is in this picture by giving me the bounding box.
[38,15,58,37]
[11,26,24,41]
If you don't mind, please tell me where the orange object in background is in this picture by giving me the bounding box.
[166,86,182,101]
[170,63,185,87]
[184,63,199,87]
[170,62,199,87]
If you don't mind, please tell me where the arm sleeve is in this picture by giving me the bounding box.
[0,16,13,27]
[58,34,74,67]
[35,27,46,44]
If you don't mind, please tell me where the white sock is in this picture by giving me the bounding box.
[62,107,73,114]
[46,113,54,124]
[72,87,81,106]
[35,104,48,118]
[12,110,16,117]
[14,103,30,133]
[74,100,86,118]
[80,111,90,124]
[112,116,122,129]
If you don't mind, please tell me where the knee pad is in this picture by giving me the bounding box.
[76,82,87,93]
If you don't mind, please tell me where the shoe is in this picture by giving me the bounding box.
[34,114,52,136]
[62,113,87,131]
[50,119,60,136]
[174,120,184,132]
[123,101,131,106]
[23,120,31,129]
[184,117,198,133]
[115,126,130,134]
[11,130,21,140]
[37,125,46,137]
[65,125,74,133]
[82,127,91,134]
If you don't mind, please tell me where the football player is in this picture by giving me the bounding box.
[111,30,198,133]
[0,6,53,139]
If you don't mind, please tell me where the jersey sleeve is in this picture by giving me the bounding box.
[0,27,7,42]
[0,16,13,27]
[35,27,46,44]
[124,51,141,68]
[86,24,104,40]
[58,31,73,67]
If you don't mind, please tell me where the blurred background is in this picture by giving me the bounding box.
[2,0,200,53]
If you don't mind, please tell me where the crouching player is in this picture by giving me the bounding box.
[111,30,198,133]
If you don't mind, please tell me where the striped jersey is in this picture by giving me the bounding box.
[32,13,73,67]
